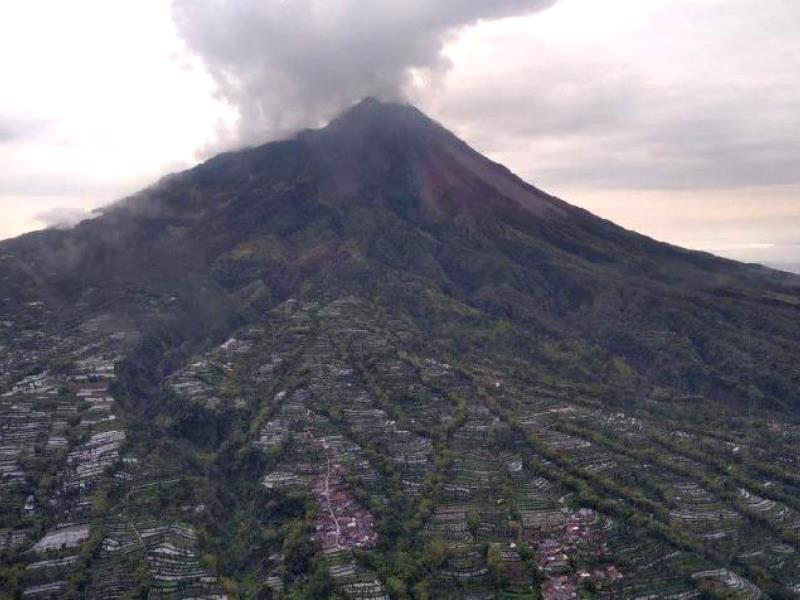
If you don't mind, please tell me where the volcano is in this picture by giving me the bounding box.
[1,99,800,598]
[4,98,799,408]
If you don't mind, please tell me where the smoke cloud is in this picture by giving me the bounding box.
[171,0,557,145]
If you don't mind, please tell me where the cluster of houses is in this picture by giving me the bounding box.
[313,464,378,551]
[524,508,622,598]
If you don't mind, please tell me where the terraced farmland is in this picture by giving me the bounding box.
[2,296,800,598]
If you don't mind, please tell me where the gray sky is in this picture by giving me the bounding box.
[1,0,798,270]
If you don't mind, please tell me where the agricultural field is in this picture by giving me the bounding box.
[3,296,799,598]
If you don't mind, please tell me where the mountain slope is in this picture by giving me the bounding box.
[2,98,799,410]
[1,99,800,598]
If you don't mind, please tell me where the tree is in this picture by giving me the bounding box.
[466,508,480,539]
[486,544,508,595]
[283,520,314,580]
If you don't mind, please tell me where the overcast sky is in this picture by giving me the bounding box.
[1,0,798,270]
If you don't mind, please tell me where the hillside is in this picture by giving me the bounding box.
[1,98,800,598]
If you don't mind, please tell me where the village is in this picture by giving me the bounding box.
[313,462,379,551]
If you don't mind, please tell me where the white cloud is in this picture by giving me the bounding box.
[0,0,230,240]
[171,0,556,145]
[426,0,800,190]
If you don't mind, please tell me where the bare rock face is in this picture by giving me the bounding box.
[308,97,569,220]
